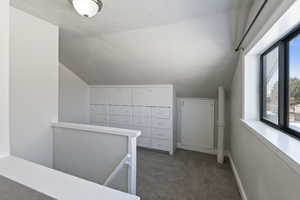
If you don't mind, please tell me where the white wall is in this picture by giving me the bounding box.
[59,63,89,124]
[230,0,300,199]
[10,7,58,167]
[0,0,10,157]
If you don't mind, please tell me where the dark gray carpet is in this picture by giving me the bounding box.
[0,175,56,200]
[137,148,241,200]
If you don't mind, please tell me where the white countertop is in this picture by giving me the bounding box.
[0,156,140,200]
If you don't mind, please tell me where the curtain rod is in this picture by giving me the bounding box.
[235,0,268,52]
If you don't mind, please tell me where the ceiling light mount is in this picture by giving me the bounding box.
[72,0,103,18]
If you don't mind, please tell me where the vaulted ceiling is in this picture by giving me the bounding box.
[11,0,253,97]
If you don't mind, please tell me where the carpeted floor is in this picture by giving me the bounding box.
[137,148,241,200]
[0,175,56,200]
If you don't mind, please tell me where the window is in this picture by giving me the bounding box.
[260,26,300,139]
[288,34,300,132]
[261,47,279,125]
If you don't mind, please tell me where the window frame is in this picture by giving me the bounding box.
[260,25,300,139]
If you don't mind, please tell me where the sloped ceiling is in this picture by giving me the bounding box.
[11,0,253,97]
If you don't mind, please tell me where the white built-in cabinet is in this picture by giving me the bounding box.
[89,85,176,155]
[177,98,215,154]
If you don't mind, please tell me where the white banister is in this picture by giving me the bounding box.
[128,136,137,195]
[52,121,140,195]
[103,137,137,195]
[104,154,131,186]
[52,121,141,138]
[0,156,140,200]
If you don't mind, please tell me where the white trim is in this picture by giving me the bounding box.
[177,143,230,157]
[228,154,248,200]
[177,143,216,155]
[90,84,174,88]
[177,97,215,104]
[241,119,300,176]
[52,121,141,138]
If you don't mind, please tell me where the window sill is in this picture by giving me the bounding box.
[240,119,300,175]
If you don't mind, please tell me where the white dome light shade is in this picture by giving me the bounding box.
[72,0,103,18]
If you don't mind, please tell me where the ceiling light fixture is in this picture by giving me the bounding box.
[72,0,103,18]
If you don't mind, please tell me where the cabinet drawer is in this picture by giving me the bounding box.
[90,113,107,123]
[109,115,132,125]
[109,106,132,116]
[133,106,151,117]
[151,118,171,129]
[152,107,171,119]
[151,128,170,139]
[90,105,108,115]
[152,139,170,151]
[132,126,151,137]
[137,137,152,148]
[133,116,151,127]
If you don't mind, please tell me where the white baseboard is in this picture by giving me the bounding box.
[176,143,231,158]
[228,154,248,200]
[177,143,216,155]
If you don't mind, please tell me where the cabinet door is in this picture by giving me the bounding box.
[132,87,172,106]
[132,126,151,137]
[151,128,170,139]
[179,98,214,150]
[90,87,110,104]
[151,118,171,129]
[132,88,153,106]
[133,116,151,127]
[108,88,132,105]
[152,138,170,151]
[151,88,172,106]
[137,137,152,148]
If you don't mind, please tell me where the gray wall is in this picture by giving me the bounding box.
[230,0,300,199]
[0,0,10,157]
[59,63,89,124]
[10,7,58,167]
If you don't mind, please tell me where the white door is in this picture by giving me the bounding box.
[178,98,214,152]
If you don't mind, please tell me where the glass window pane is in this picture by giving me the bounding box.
[289,34,300,132]
[262,47,279,124]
